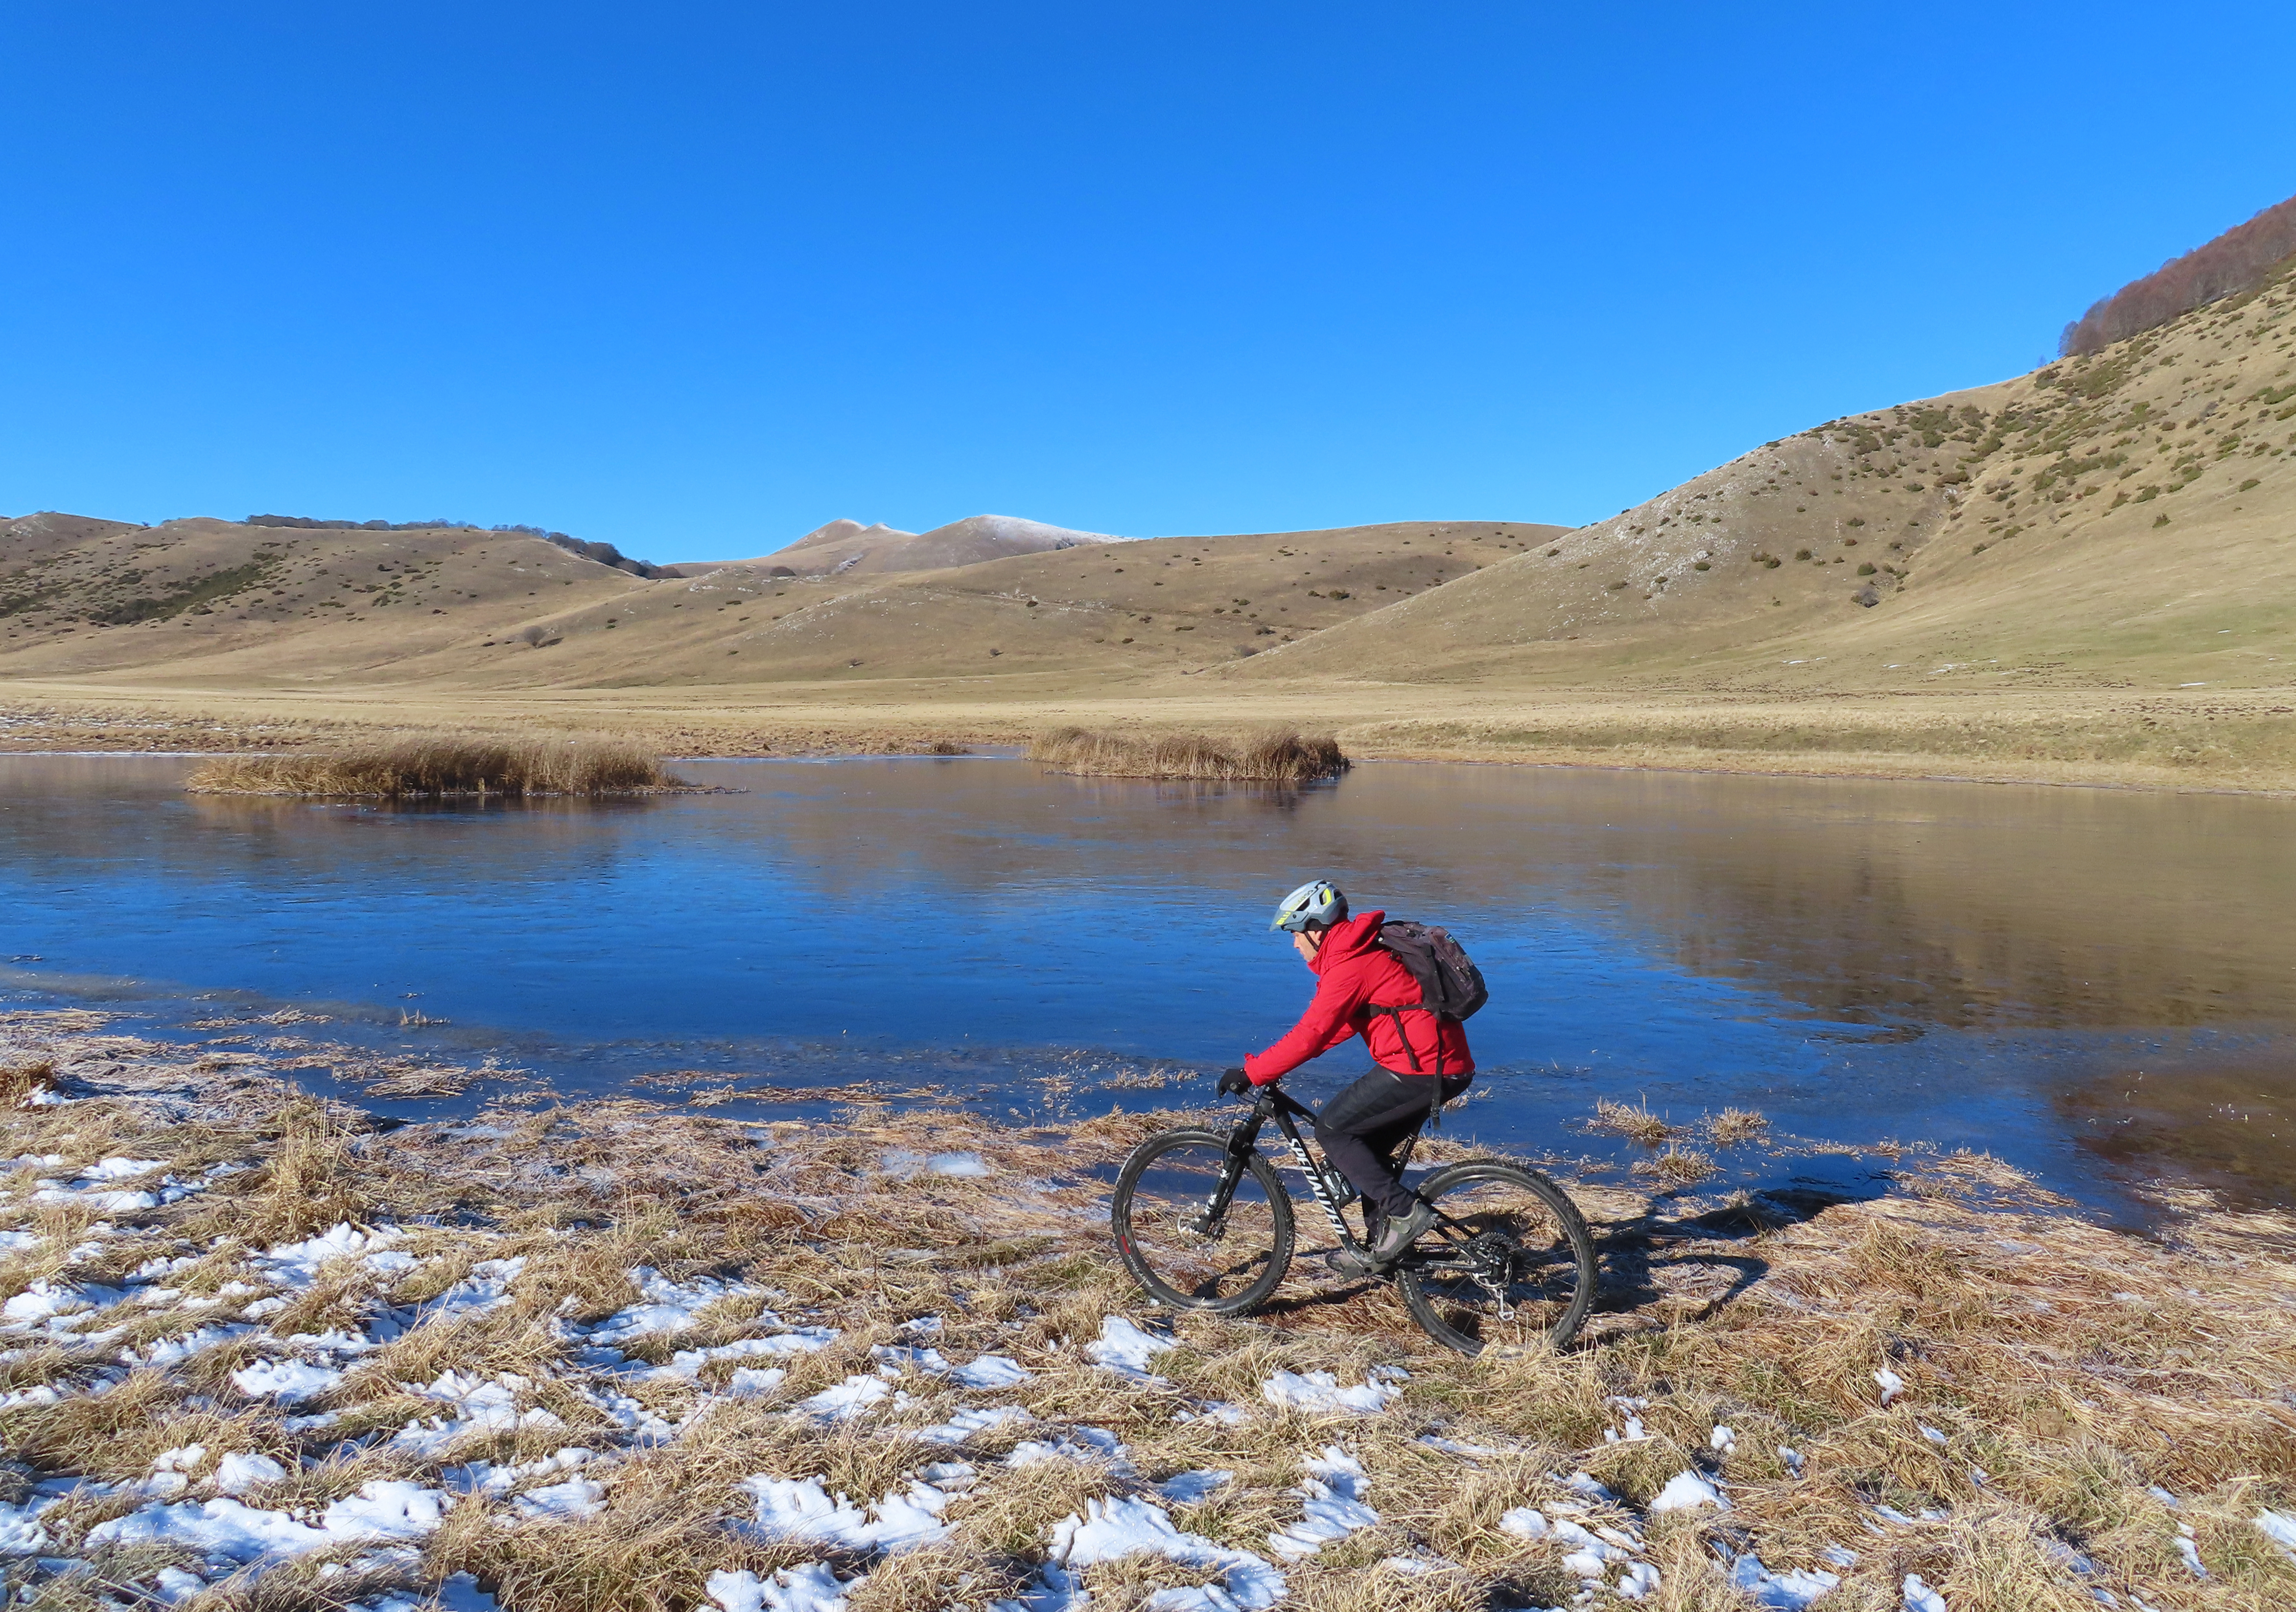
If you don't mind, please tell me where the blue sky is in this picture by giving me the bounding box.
[3,3,2291,562]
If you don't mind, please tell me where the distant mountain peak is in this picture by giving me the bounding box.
[783,518,916,552]
[736,512,1133,578]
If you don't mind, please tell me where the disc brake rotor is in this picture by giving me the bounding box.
[1465,1232,1521,1319]
[1182,1203,1225,1240]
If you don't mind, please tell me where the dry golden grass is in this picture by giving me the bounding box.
[0,1057,57,1104]
[4,1023,2295,1612]
[183,735,686,797]
[1029,726,1348,783]
[167,1096,381,1245]
[1708,1106,1771,1146]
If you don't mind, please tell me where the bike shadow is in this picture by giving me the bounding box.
[1588,1179,1895,1328]
[1249,1178,1895,1335]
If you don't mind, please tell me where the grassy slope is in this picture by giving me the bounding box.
[0,519,1565,690]
[0,520,648,685]
[1239,257,2296,695]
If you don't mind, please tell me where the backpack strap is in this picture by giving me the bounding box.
[1364,1002,1426,1071]
[1364,1002,1448,1129]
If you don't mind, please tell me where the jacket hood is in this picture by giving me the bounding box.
[1309,910,1386,976]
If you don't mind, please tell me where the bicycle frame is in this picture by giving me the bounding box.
[1211,1085,1419,1254]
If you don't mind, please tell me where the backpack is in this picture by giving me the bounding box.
[1364,921,1487,1121]
[1376,920,1489,1022]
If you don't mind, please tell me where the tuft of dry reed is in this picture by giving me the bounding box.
[1709,1106,1771,1146]
[1028,727,1348,783]
[1630,1143,1717,1188]
[183,736,688,798]
[1590,1097,1677,1146]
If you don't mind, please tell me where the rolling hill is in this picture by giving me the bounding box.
[2,215,2290,787]
[0,512,1565,688]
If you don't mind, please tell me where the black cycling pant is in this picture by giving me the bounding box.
[1313,1067,1472,1219]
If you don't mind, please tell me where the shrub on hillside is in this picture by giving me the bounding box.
[241,515,669,578]
[2060,192,2296,356]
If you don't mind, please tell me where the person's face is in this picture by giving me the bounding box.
[1291,928,1324,968]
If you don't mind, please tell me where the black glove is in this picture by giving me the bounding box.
[1217,1067,1253,1097]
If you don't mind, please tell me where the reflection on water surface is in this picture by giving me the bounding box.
[1,754,2288,1217]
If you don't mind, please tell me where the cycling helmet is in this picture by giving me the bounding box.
[1270,879,1348,932]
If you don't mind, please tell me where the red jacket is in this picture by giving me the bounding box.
[1244,910,1475,1085]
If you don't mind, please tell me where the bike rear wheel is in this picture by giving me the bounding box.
[1396,1162,1596,1354]
[1112,1128,1295,1315]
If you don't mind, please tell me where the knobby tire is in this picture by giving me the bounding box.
[1397,1160,1597,1354]
[1111,1128,1295,1315]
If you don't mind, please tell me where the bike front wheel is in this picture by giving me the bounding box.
[1397,1161,1597,1354]
[1112,1128,1295,1315]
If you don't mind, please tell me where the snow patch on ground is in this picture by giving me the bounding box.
[230,1357,348,1403]
[1728,1553,1841,1609]
[409,1256,526,1324]
[443,1447,597,1497]
[256,1223,401,1288]
[579,1265,764,1344]
[87,1480,451,1561]
[1006,1427,1129,1470]
[392,1372,566,1455]
[709,1563,854,1612]
[795,1375,891,1421]
[0,1497,54,1554]
[919,1404,1029,1444]
[1157,1470,1232,1504]
[664,1329,839,1380]
[1650,1470,1729,1512]
[1266,1446,1377,1560]
[742,1474,952,1552]
[512,1476,607,1520]
[28,1158,186,1213]
[1083,1317,1174,1382]
[3,1278,126,1328]
[212,1452,287,1494]
[1045,1495,1285,1610]
[952,1352,1032,1389]
[1504,1507,1651,1591]
[1259,1368,1405,1415]
[129,1321,257,1369]
[870,1343,949,1375]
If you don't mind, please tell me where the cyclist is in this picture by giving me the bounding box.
[1218,879,1473,1274]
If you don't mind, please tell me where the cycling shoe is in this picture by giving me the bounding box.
[1323,1246,1383,1279]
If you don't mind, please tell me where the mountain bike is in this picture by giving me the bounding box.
[1109,1081,1597,1354]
